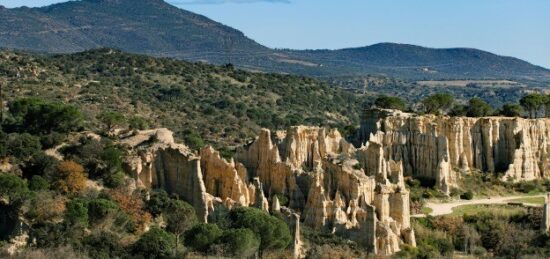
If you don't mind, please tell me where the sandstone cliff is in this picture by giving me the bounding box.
[357,109,550,193]
[123,127,415,256]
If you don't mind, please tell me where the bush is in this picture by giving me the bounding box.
[81,231,123,258]
[128,116,148,130]
[146,190,171,217]
[499,103,524,117]
[422,93,454,114]
[228,207,291,253]
[0,173,29,206]
[466,98,493,117]
[374,95,406,110]
[217,228,260,257]
[97,112,126,131]
[184,223,223,252]
[65,199,89,227]
[54,161,88,195]
[132,227,175,258]
[29,175,50,191]
[460,191,474,200]
[7,98,83,134]
[5,133,42,161]
[39,132,66,149]
[88,198,118,223]
[104,171,125,188]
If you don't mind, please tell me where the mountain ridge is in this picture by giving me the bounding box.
[1,0,549,81]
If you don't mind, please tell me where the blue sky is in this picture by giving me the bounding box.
[2,0,549,68]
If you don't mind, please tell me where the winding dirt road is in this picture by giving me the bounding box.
[413,194,545,217]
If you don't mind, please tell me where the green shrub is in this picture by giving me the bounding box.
[39,132,66,149]
[217,228,260,257]
[128,116,148,130]
[460,191,474,200]
[88,198,118,223]
[184,223,223,252]
[0,173,29,205]
[29,175,50,191]
[132,227,175,258]
[65,199,89,227]
[104,171,125,188]
[146,190,171,217]
[6,133,42,161]
[228,207,291,253]
[374,95,406,110]
[7,98,83,134]
[82,231,123,258]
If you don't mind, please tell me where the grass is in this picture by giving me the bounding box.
[451,204,527,217]
[509,196,545,205]
[421,207,433,215]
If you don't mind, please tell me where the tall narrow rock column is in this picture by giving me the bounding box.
[543,193,550,233]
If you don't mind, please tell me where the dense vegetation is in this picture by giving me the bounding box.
[399,206,550,258]
[0,49,363,150]
[0,99,295,258]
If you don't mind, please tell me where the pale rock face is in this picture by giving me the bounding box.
[357,109,550,193]
[543,193,550,233]
[199,146,250,206]
[123,127,415,256]
[236,126,414,256]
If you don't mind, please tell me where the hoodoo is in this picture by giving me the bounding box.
[123,127,415,256]
[357,109,550,193]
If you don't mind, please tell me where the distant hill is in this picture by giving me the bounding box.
[1,0,549,81]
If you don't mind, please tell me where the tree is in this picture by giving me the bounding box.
[422,93,454,114]
[466,98,493,117]
[520,93,545,118]
[184,223,223,252]
[5,133,42,162]
[218,228,260,257]
[128,116,148,131]
[228,207,291,255]
[449,105,467,117]
[54,161,88,195]
[544,95,550,118]
[87,198,119,223]
[374,96,406,111]
[132,227,176,259]
[146,190,171,217]
[29,175,50,191]
[97,112,126,131]
[8,98,82,134]
[0,173,29,206]
[499,103,524,117]
[65,199,89,227]
[165,200,197,257]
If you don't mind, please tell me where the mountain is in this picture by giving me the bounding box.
[1,0,549,81]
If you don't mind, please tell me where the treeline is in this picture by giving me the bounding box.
[374,92,550,118]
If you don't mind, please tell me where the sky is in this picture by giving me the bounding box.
[1,0,549,68]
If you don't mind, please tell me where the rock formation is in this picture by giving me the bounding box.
[357,109,550,193]
[543,193,550,233]
[123,127,415,256]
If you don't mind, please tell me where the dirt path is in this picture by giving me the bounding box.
[413,194,545,217]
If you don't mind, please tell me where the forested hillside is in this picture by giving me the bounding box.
[0,49,363,151]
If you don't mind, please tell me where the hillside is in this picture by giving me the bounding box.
[0,49,362,151]
[1,0,549,81]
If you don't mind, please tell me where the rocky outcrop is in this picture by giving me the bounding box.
[123,127,415,256]
[544,193,550,233]
[235,126,414,255]
[357,109,550,193]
